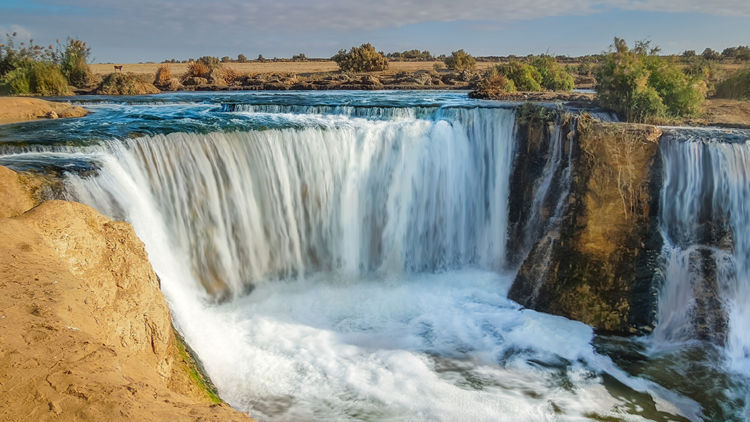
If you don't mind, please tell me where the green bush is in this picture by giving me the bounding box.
[715,66,750,100]
[595,38,705,122]
[496,62,542,91]
[56,38,91,87]
[0,61,70,95]
[332,43,388,72]
[530,56,574,91]
[444,50,476,71]
[1,66,30,94]
[29,61,72,95]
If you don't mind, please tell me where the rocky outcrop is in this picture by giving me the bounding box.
[0,97,88,125]
[0,167,252,421]
[508,113,664,334]
[94,72,160,95]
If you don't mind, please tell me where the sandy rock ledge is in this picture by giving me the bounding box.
[0,166,253,421]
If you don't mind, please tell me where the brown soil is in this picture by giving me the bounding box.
[0,166,253,422]
[0,97,88,125]
[685,98,750,128]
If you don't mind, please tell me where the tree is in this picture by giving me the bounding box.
[237,54,248,63]
[530,55,574,91]
[595,38,705,123]
[332,43,388,72]
[444,50,476,71]
[55,38,91,87]
[702,48,721,61]
[221,56,231,63]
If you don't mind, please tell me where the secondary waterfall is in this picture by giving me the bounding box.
[654,128,750,375]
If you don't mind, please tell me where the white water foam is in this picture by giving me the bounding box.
[48,107,702,421]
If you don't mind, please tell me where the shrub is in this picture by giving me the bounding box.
[185,61,210,78]
[29,61,71,95]
[715,66,750,100]
[444,50,476,71]
[96,72,160,95]
[470,66,517,97]
[154,64,172,87]
[219,66,239,84]
[595,38,705,122]
[530,55,574,91]
[196,56,221,69]
[56,38,91,87]
[0,61,70,95]
[1,66,30,94]
[496,61,542,91]
[332,43,388,72]
[0,33,54,77]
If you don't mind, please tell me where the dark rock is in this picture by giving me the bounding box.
[508,114,665,334]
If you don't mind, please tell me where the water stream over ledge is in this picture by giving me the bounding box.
[1,91,748,421]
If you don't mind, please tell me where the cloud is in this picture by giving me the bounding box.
[2,0,748,61]
[10,0,750,33]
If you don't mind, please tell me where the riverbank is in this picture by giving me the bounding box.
[0,166,253,421]
[0,97,88,125]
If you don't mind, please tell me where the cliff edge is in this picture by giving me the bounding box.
[0,166,252,421]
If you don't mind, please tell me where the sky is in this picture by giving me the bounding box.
[1,0,749,63]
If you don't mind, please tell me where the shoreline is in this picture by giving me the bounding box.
[0,97,88,125]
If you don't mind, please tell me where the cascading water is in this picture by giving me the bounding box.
[654,128,750,376]
[65,106,514,299]
[2,91,743,421]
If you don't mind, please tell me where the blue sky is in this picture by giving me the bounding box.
[1,0,749,62]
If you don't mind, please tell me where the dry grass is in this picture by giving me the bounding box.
[185,62,210,78]
[91,61,498,77]
[154,64,172,86]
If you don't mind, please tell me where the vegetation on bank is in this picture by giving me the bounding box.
[715,65,750,100]
[444,50,476,72]
[595,38,706,123]
[332,43,389,72]
[0,33,93,95]
[472,55,575,97]
[96,72,159,95]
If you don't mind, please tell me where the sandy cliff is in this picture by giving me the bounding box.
[0,166,252,421]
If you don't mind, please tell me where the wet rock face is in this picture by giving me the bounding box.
[508,114,665,334]
[506,105,575,269]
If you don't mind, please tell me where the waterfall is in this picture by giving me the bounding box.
[62,107,516,299]
[655,129,750,374]
[0,95,713,420]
